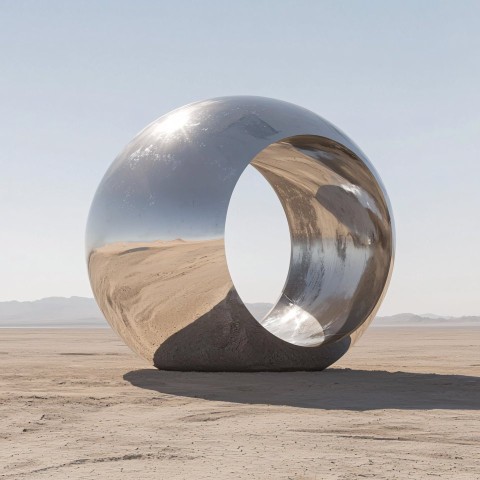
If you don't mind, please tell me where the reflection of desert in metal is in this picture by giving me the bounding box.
[86,96,395,369]
[251,138,392,347]
[89,239,351,371]
[89,239,231,363]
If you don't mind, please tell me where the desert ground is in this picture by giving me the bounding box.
[1,327,479,479]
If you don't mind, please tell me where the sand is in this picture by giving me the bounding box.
[1,327,479,479]
[88,239,234,362]
[88,240,356,371]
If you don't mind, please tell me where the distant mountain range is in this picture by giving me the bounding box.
[372,313,480,327]
[0,297,478,328]
[0,297,106,328]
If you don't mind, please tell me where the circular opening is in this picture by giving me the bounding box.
[227,135,392,349]
[225,164,291,321]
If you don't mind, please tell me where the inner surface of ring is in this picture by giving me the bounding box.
[249,135,393,347]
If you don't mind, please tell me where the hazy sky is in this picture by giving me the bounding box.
[1,1,479,315]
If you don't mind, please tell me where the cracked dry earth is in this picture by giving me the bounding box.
[1,328,479,479]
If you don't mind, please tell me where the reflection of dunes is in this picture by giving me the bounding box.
[88,136,393,368]
[252,139,392,343]
[88,239,232,362]
[89,238,351,371]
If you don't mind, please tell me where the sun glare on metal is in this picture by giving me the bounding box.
[86,96,394,371]
[151,108,199,141]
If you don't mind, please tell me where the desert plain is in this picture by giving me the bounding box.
[1,327,479,479]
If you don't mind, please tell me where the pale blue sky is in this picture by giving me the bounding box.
[1,1,479,315]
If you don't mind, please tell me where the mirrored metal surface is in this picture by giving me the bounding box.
[86,96,394,371]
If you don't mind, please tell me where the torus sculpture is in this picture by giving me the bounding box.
[86,96,394,371]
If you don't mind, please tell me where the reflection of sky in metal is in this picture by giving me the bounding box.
[261,303,325,347]
[86,96,386,252]
[86,96,394,350]
[3,1,478,319]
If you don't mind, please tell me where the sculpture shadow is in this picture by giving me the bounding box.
[123,368,480,411]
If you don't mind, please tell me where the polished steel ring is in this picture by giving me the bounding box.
[86,96,394,371]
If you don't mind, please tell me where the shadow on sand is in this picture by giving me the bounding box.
[123,368,480,411]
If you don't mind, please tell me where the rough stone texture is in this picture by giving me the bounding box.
[153,289,351,371]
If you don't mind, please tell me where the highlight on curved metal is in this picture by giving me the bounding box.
[86,96,394,371]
